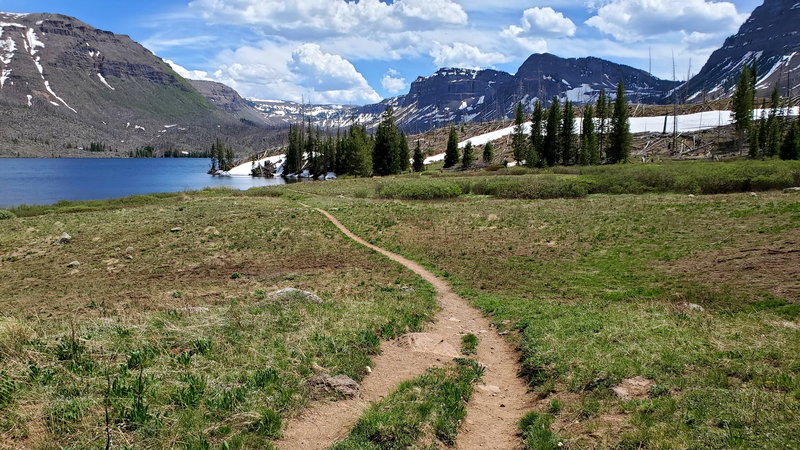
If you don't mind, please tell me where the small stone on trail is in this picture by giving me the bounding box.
[171,227,183,233]
[477,384,502,396]
[54,233,72,245]
[612,376,654,401]
[309,374,360,398]
[449,317,461,322]
[365,366,372,374]
[270,287,324,304]
[685,303,705,312]
[66,261,81,268]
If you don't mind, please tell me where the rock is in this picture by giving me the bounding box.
[750,192,758,197]
[178,306,210,314]
[269,288,324,304]
[170,227,183,233]
[125,255,134,260]
[125,246,135,252]
[448,317,461,322]
[396,333,460,358]
[688,194,695,198]
[612,376,653,401]
[365,366,372,374]
[309,374,360,398]
[783,187,800,193]
[476,384,502,396]
[687,303,705,312]
[400,286,415,293]
[54,232,72,245]
[66,261,81,268]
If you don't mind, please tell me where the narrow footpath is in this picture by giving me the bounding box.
[278,205,534,449]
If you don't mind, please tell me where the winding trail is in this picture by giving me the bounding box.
[278,205,534,449]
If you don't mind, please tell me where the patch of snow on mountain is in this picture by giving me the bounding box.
[134,125,145,131]
[97,73,115,90]
[25,28,44,56]
[0,69,9,88]
[227,154,286,177]
[26,94,32,106]
[44,80,76,113]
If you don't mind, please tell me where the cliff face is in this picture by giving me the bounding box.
[0,12,279,157]
[683,0,800,102]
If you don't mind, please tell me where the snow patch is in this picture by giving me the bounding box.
[134,125,145,131]
[44,80,77,113]
[24,28,44,56]
[0,69,9,88]
[164,124,178,128]
[227,154,286,176]
[97,73,115,90]
[0,13,29,19]
[26,94,31,106]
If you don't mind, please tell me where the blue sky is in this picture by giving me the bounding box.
[0,0,763,104]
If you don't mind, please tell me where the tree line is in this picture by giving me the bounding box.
[443,81,632,169]
[732,63,798,160]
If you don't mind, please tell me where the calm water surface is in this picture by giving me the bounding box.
[0,158,285,208]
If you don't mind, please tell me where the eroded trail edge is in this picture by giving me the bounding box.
[278,206,534,450]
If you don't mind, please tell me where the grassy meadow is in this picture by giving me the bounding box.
[0,159,798,448]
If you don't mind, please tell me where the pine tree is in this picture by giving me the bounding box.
[444,127,459,168]
[608,81,632,164]
[732,65,754,154]
[224,144,235,171]
[581,105,598,165]
[529,100,544,167]
[412,140,425,172]
[511,102,529,164]
[483,141,494,164]
[596,88,608,160]
[399,132,410,172]
[764,86,782,157]
[779,120,799,160]
[462,141,475,168]
[209,142,218,173]
[373,107,401,176]
[285,124,304,175]
[349,124,373,177]
[543,97,561,167]
[561,100,576,165]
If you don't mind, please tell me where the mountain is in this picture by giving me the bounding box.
[0,12,280,157]
[294,54,678,134]
[247,99,357,128]
[684,0,800,102]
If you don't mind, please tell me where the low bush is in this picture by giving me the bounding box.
[376,179,463,200]
[0,210,16,220]
[468,176,590,199]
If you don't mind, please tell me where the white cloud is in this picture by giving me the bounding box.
[586,0,747,42]
[381,69,408,94]
[289,43,380,102]
[517,7,576,37]
[430,42,510,68]
[188,0,466,38]
[165,59,214,81]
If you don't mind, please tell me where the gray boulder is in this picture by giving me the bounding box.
[309,374,360,398]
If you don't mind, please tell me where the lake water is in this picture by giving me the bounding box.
[0,158,285,208]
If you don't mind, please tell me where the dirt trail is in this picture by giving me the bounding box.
[278,206,533,449]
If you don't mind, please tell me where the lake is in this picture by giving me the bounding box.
[0,158,285,208]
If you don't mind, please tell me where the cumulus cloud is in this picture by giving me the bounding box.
[430,42,510,68]
[381,69,408,94]
[586,0,747,42]
[504,7,576,38]
[188,0,466,38]
[165,59,214,81]
[207,42,380,104]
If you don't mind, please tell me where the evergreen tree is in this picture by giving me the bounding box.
[209,142,218,173]
[412,140,425,172]
[511,102,529,164]
[779,120,799,160]
[483,141,494,164]
[561,100,576,165]
[399,132,410,172]
[224,144,235,171]
[732,65,754,154]
[444,127,459,168]
[373,107,401,176]
[285,124,304,175]
[764,87,782,157]
[349,124,373,177]
[543,97,561,167]
[462,141,475,168]
[581,105,599,165]
[529,100,544,167]
[596,88,608,160]
[608,81,632,164]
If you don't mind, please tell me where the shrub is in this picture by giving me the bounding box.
[0,210,15,220]
[520,412,561,450]
[376,179,462,200]
[469,176,590,199]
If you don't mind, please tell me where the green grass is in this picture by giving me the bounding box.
[331,358,484,449]
[0,193,437,447]
[460,333,478,355]
[308,188,800,448]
